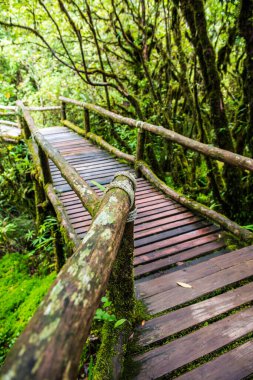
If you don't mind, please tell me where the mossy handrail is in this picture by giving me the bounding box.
[0,104,61,113]
[59,96,253,172]
[0,173,135,380]
[59,96,253,243]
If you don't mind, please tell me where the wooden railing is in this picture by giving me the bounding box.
[0,102,136,380]
[59,96,253,243]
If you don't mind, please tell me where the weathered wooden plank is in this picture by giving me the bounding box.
[135,220,209,248]
[177,340,253,380]
[134,308,253,379]
[134,211,194,234]
[134,240,225,277]
[54,165,134,179]
[134,233,222,267]
[135,225,219,256]
[52,167,131,184]
[137,246,253,298]
[135,207,187,225]
[145,259,253,314]
[135,216,202,239]
[52,160,129,173]
[138,282,253,346]
[137,202,183,223]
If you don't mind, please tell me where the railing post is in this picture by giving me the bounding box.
[84,108,90,134]
[135,122,145,177]
[36,144,65,271]
[38,146,53,185]
[94,173,136,379]
[18,114,31,140]
[61,101,67,120]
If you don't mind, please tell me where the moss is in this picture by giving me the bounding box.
[0,253,56,366]
[93,322,118,380]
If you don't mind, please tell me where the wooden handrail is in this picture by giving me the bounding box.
[0,119,19,127]
[17,101,100,217]
[28,106,61,111]
[0,174,135,380]
[0,104,61,112]
[60,96,253,172]
[0,104,17,111]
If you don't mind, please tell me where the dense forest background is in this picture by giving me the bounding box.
[0,0,253,371]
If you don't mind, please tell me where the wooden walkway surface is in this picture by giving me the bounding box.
[40,126,253,380]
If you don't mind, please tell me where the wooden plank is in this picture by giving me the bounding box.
[134,211,194,233]
[52,166,129,183]
[51,140,92,147]
[177,340,253,380]
[136,207,186,223]
[39,126,69,134]
[134,240,225,277]
[134,233,222,266]
[134,307,253,379]
[135,216,202,239]
[136,202,179,216]
[52,160,129,173]
[138,282,253,346]
[145,259,253,314]
[135,220,208,248]
[135,225,219,256]
[136,246,253,298]
[135,207,187,225]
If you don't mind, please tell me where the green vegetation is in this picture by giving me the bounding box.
[0,142,57,365]
[0,253,55,365]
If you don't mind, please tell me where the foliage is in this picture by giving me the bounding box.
[94,296,127,329]
[26,216,58,275]
[0,253,55,366]
[0,143,34,215]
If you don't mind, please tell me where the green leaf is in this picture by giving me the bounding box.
[114,319,127,328]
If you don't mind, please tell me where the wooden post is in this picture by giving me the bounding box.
[34,145,52,228]
[94,176,136,379]
[18,115,31,140]
[84,108,90,133]
[61,101,66,120]
[135,125,145,177]
[38,146,53,185]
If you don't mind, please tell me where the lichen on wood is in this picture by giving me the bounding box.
[0,174,135,380]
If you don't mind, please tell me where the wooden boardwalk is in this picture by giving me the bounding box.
[40,126,253,380]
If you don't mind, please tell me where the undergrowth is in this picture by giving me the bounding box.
[0,142,56,366]
[0,253,55,365]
